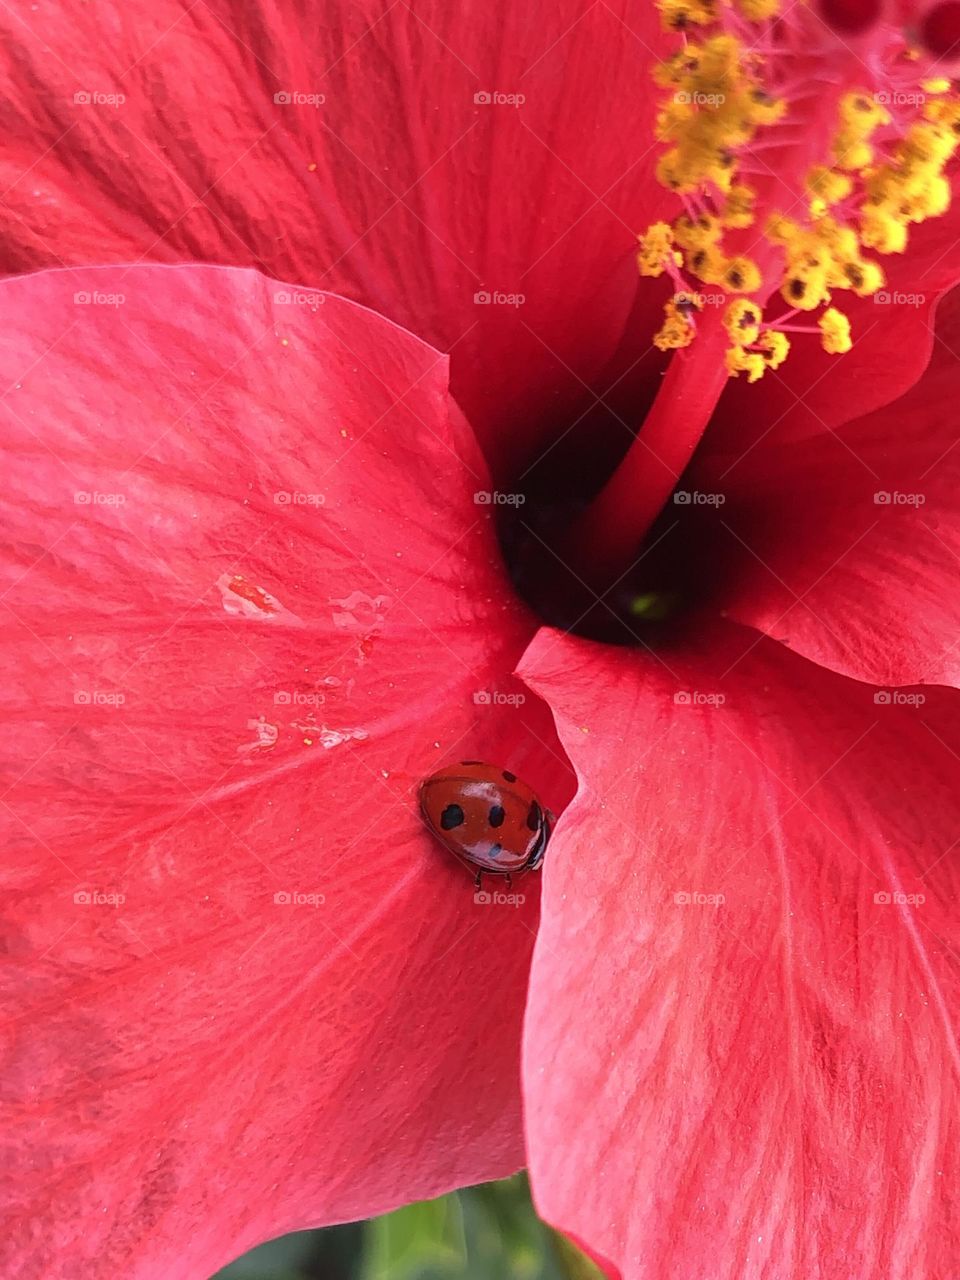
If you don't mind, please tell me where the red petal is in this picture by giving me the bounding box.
[519,625,960,1280]
[0,0,671,476]
[0,265,572,1278]
[702,286,960,686]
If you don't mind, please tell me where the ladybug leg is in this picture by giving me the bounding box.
[475,870,482,892]
[505,873,513,890]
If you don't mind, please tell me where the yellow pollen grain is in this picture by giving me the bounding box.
[736,0,780,18]
[725,344,766,382]
[654,296,698,350]
[721,256,762,293]
[757,329,789,368]
[819,307,852,353]
[721,184,756,228]
[723,299,762,345]
[638,222,682,277]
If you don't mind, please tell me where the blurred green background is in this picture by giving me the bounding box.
[213,1174,603,1280]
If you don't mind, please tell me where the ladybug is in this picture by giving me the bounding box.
[419,761,553,888]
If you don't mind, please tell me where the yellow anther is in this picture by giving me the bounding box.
[817,216,860,259]
[693,35,743,90]
[656,0,715,30]
[838,92,889,130]
[901,122,956,167]
[746,88,787,128]
[924,98,960,134]
[819,307,852,354]
[723,299,762,345]
[806,166,853,206]
[655,148,695,193]
[638,223,682,276]
[756,329,789,368]
[780,262,829,311]
[860,206,909,253]
[736,0,780,17]
[833,94,889,172]
[834,135,876,170]
[685,243,725,281]
[837,257,884,295]
[724,344,767,381]
[721,184,756,228]
[673,213,723,249]
[766,212,798,245]
[912,173,951,218]
[720,255,762,292]
[653,297,697,350]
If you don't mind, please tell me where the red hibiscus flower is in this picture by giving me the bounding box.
[3,3,960,1279]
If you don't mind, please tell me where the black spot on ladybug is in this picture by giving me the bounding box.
[489,805,506,828]
[502,770,517,782]
[460,759,483,765]
[440,804,465,830]
[527,801,542,832]
[488,842,503,858]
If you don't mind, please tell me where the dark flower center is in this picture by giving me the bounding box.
[497,0,960,645]
[497,385,736,647]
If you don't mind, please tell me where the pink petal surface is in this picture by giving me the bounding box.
[0,0,673,476]
[519,625,960,1280]
[696,287,960,687]
[0,264,573,1279]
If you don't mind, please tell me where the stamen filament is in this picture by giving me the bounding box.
[564,312,729,582]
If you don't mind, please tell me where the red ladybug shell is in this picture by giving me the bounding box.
[419,761,552,876]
